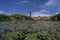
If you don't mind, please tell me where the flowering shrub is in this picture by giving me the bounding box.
[0,21,60,40]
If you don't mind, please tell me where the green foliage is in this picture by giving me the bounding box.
[3,32,19,40]
[0,13,33,21]
[0,20,60,40]
[50,13,60,21]
[0,14,10,21]
[9,14,32,20]
[25,34,39,40]
[55,13,60,20]
[9,14,21,20]
[10,14,21,18]
[37,31,56,40]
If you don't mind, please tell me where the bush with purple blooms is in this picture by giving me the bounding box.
[0,21,60,40]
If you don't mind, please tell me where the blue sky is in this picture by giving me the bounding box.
[0,0,60,17]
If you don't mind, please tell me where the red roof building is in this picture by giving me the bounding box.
[33,16,48,20]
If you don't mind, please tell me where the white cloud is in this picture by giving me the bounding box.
[44,0,60,8]
[32,9,51,17]
[19,1,29,3]
[55,12,60,14]
[0,10,10,15]
[15,1,29,4]
[0,10,5,14]
[32,0,60,17]
[32,13,50,17]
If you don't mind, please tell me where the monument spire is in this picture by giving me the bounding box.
[30,11,32,18]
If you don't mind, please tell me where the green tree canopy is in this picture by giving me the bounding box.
[50,13,60,21]
[0,14,10,21]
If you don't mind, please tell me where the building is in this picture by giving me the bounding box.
[32,16,49,20]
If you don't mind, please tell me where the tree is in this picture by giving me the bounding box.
[50,13,60,21]
[0,14,10,21]
[9,14,33,20]
[9,14,22,20]
[55,13,60,20]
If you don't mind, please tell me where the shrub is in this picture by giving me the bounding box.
[2,32,19,40]
[25,34,39,40]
